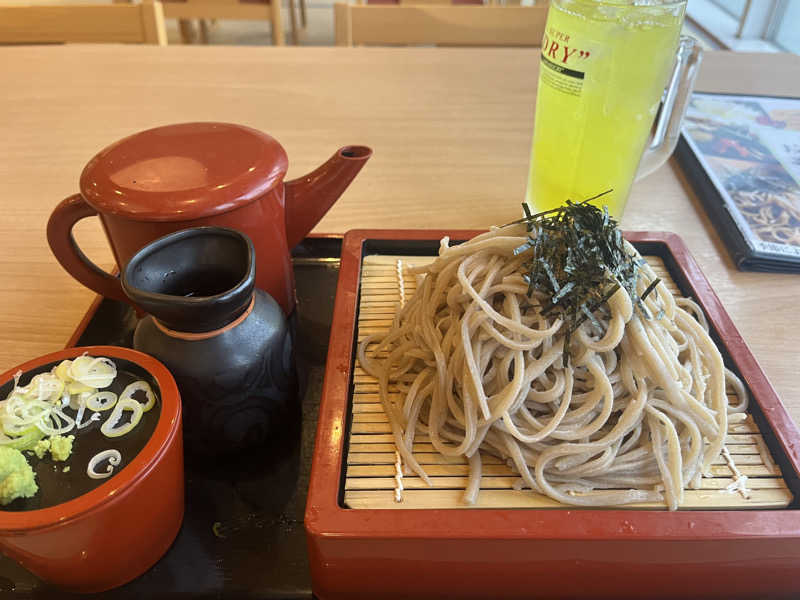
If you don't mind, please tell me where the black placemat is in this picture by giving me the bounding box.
[0,237,342,599]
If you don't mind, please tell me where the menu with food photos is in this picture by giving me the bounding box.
[676,92,800,272]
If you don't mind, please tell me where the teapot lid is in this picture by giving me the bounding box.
[79,122,289,221]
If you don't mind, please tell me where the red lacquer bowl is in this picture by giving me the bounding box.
[0,346,183,592]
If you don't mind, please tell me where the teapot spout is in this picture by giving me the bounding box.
[284,145,372,248]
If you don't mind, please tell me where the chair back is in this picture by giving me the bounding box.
[0,1,167,44]
[159,0,284,45]
[334,2,548,46]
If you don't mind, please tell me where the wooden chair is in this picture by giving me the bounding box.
[160,0,284,45]
[288,0,306,43]
[334,1,548,46]
[0,1,167,44]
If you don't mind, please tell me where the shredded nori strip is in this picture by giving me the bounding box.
[509,194,661,366]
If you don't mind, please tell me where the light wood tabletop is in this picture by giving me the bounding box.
[0,45,798,426]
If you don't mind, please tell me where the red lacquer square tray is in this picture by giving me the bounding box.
[305,229,800,600]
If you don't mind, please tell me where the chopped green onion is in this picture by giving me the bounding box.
[86,391,117,412]
[100,398,143,438]
[119,381,156,413]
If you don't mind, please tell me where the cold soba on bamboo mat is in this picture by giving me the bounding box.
[351,203,791,511]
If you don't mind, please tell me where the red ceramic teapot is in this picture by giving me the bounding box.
[47,122,371,315]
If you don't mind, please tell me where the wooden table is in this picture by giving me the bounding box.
[0,45,798,428]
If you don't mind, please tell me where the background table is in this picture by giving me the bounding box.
[0,45,798,420]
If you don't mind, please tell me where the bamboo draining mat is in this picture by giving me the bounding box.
[345,254,793,510]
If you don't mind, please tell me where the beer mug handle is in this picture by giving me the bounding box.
[636,36,703,180]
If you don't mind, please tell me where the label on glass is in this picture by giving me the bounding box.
[539,28,593,97]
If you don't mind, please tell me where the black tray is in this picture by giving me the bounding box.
[0,236,343,599]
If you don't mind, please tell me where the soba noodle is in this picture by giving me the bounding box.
[358,224,747,510]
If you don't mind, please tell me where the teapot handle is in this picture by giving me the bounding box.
[47,194,128,303]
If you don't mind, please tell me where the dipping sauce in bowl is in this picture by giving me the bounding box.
[0,357,161,511]
[0,346,183,593]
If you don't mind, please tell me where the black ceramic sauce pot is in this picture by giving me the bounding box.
[121,227,294,454]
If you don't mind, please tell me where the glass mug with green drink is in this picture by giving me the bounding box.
[526,0,702,218]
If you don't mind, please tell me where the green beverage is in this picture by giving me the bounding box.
[526,0,686,218]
